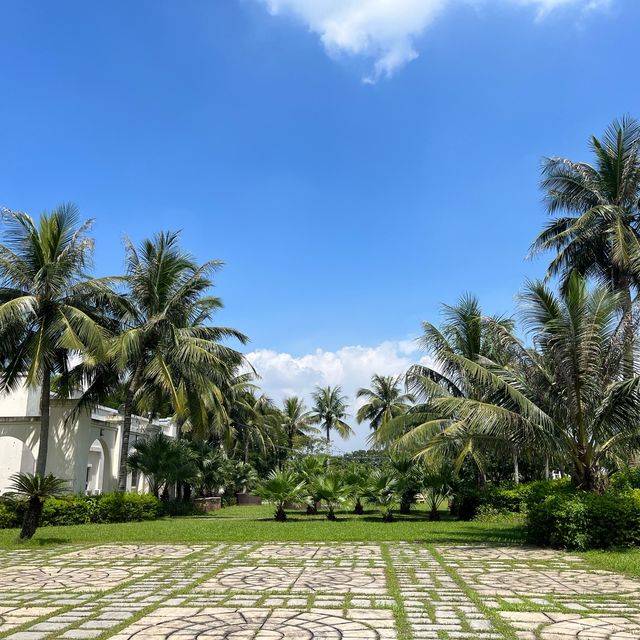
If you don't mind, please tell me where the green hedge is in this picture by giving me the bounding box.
[452,479,575,520]
[527,489,640,550]
[0,492,161,529]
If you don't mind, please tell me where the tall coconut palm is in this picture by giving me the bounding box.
[375,294,517,486]
[356,374,413,432]
[0,205,111,474]
[530,116,640,377]
[384,274,640,491]
[310,385,353,448]
[281,396,316,451]
[111,231,247,491]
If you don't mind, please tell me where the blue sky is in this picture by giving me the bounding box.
[1,0,638,449]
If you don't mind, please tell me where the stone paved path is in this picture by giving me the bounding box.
[0,543,639,639]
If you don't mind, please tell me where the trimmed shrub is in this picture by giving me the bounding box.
[452,483,532,520]
[0,492,162,529]
[95,493,161,523]
[527,493,590,549]
[41,496,96,526]
[527,489,640,550]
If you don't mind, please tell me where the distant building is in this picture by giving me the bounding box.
[0,384,176,495]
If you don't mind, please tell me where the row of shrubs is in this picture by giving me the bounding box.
[452,467,640,550]
[0,492,162,529]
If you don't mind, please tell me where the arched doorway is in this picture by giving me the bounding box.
[0,436,35,494]
[86,438,109,495]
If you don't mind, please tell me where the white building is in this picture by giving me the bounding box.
[0,385,176,495]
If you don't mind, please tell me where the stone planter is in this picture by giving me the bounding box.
[236,493,262,506]
[194,496,222,513]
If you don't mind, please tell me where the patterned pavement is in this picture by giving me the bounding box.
[0,543,638,639]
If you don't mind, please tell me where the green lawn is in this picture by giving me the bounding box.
[0,505,525,547]
[2,504,639,580]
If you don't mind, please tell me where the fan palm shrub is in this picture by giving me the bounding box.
[0,205,111,474]
[389,456,425,514]
[291,454,328,515]
[530,116,640,378]
[127,432,197,498]
[356,374,413,431]
[365,470,398,522]
[343,463,372,515]
[308,471,348,520]
[256,469,306,521]
[8,472,68,540]
[422,464,454,521]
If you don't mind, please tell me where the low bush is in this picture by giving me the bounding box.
[0,492,162,529]
[610,467,640,491]
[527,489,640,550]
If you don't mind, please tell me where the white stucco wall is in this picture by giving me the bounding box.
[0,384,175,495]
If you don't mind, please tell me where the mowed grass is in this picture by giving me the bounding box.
[2,503,639,580]
[0,504,525,548]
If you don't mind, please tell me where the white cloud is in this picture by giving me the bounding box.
[255,0,612,81]
[246,339,433,451]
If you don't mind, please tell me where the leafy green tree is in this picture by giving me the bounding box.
[256,469,306,521]
[530,116,640,377]
[356,374,413,431]
[0,205,110,474]
[310,385,353,448]
[8,472,68,540]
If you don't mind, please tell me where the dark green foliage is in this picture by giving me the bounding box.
[451,479,574,520]
[527,490,640,550]
[0,493,162,530]
[610,467,640,491]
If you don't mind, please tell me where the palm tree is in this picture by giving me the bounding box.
[344,463,371,515]
[0,205,110,475]
[389,455,423,515]
[310,385,353,449]
[8,472,68,540]
[530,116,640,377]
[111,231,247,491]
[127,432,198,497]
[356,374,413,431]
[384,274,640,491]
[365,470,398,522]
[256,469,306,521]
[375,294,517,486]
[308,471,347,520]
[281,396,316,450]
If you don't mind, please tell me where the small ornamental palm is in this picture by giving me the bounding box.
[8,472,68,540]
[308,471,347,521]
[256,470,306,522]
[422,465,453,521]
[343,463,371,515]
[365,470,398,523]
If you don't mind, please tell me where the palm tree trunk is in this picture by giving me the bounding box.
[20,497,44,540]
[513,450,519,485]
[244,438,249,465]
[117,365,143,492]
[35,367,51,476]
[614,270,634,379]
[326,423,331,450]
[544,455,550,480]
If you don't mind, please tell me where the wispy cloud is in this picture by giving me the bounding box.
[255,0,612,82]
[246,339,433,451]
